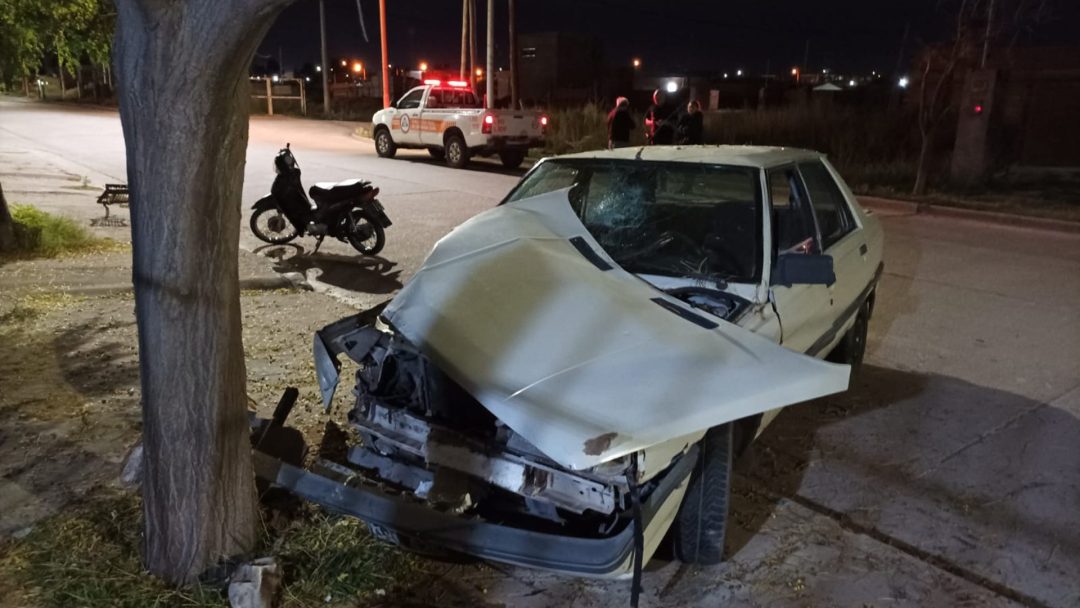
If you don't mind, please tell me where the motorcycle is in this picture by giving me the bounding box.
[250,144,392,255]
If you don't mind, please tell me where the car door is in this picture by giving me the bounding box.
[766,165,834,355]
[391,87,425,145]
[798,159,868,350]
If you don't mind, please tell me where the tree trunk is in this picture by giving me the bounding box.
[0,182,15,252]
[912,130,933,196]
[113,0,291,585]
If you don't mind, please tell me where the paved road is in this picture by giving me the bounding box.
[2,99,1079,607]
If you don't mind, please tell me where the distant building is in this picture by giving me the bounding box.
[518,32,605,104]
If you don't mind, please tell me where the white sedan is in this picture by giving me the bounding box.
[256,145,885,579]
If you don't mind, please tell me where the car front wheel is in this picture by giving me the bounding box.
[374,128,397,158]
[672,423,734,565]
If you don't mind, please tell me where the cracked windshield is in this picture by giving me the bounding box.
[508,159,761,283]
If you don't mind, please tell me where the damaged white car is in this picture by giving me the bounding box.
[254,146,884,579]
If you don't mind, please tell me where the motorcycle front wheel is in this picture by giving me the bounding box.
[250,205,300,244]
[344,208,386,256]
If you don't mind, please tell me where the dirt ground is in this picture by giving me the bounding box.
[0,249,358,538]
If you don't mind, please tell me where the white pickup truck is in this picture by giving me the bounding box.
[371,81,547,169]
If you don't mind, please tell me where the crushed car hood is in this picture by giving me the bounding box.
[383,190,849,470]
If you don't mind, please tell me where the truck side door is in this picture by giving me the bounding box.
[391,87,425,146]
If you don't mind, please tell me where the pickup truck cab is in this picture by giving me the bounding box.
[371,80,547,169]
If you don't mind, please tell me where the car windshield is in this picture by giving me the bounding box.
[505,159,763,283]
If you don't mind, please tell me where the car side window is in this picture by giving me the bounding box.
[397,89,424,110]
[799,161,855,250]
[768,166,818,255]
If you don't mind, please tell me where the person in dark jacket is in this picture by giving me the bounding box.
[677,100,704,145]
[607,97,635,148]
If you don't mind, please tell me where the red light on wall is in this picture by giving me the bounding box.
[973,103,984,115]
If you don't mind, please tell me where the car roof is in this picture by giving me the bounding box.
[551,145,825,169]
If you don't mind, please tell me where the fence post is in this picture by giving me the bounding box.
[265,78,274,116]
[299,79,307,115]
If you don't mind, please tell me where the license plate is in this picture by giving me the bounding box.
[366,523,400,545]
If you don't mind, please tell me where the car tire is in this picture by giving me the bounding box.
[444,134,470,169]
[499,149,526,169]
[427,147,445,160]
[827,297,870,371]
[672,423,734,565]
[374,128,397,159]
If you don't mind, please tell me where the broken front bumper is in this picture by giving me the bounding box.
[253,444,696,576]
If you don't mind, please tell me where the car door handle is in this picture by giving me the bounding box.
[859,243,868,256]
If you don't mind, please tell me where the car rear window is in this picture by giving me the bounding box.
[428,89,481,108]
[505,159,763,284]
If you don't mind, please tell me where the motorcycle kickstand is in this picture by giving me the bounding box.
[312,235,325,254]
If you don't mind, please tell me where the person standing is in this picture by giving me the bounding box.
[607,96,635,149]
[677,100,704,145]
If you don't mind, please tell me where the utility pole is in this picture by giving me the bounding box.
[509,0,518,108]
[379,0,390,107]
[460,0,468,80]
[469,0,478,90]
[319,0,330,114]
[485,0,494,108]
[980,0,996,68]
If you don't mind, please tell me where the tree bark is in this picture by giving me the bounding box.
[912,130,933,196]
[113,0,291,585]
[0,182,15,252]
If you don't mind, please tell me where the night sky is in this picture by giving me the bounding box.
[260,0,1080,76]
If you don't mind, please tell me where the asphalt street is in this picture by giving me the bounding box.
[2,99,1078,607]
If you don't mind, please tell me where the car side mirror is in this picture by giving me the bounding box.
[772,253,835,287]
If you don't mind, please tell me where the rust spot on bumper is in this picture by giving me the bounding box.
[583,432,617,456]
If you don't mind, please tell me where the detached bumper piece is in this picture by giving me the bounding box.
[252,444,696,576]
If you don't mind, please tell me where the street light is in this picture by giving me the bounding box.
[848,79,856,87]
[352,61,363,74]
[898,76,910,88]
[419,61,429,71]
[632,58,641,68]
[791,67,798,76]
[315,65,322,72]
[341,60,347,67]
[475,67,483,77]
[736,69,743,77]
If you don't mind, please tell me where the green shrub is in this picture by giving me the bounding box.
[6,205,110,258]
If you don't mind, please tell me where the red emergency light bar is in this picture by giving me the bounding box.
[424,79,441,85]
[448,80,470,88]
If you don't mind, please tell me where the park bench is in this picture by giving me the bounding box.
[96,184,130,218]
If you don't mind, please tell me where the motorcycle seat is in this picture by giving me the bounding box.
[309,179,372,203]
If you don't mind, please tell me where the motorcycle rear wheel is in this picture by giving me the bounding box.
[250,206,300,244]
[344,208,386,256]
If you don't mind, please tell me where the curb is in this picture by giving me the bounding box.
[353,124,373,141]
[858,196,1080,235]
[62,276,297,297]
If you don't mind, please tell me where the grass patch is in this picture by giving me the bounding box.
[0,489,418,608]
[0,291,83,327]
[4,205,122,259]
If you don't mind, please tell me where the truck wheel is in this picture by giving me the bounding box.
[444,134,470,169]
[827,297,870,372]
[672,423,733,565]
[427,148,445,160]
[499,149,526,169]
[374,128,396,159]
